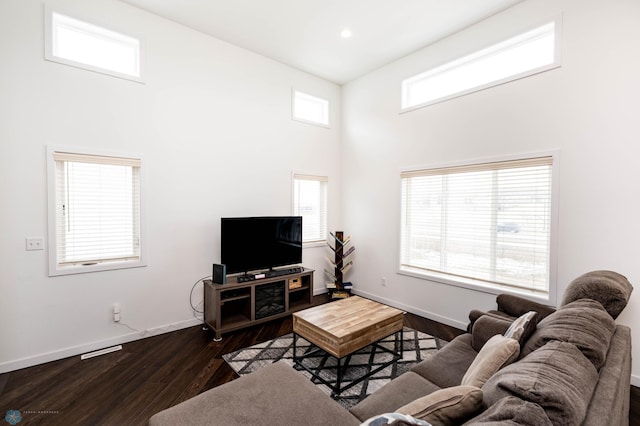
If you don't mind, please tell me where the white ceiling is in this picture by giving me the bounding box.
[119,0,524,84]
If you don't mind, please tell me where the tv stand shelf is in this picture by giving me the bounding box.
[204,267,314,340]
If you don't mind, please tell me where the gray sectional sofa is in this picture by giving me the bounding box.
[149,270,633,426]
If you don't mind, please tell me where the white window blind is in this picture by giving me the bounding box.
[400,156,554,295]
[293,174,328,242]
[52,151,141,269]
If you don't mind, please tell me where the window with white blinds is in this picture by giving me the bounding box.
[293,174,328,243]
[48,149,143,275]
[400,155,556,297]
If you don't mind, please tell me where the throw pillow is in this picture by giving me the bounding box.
[503,310,538,346]
[461,335,520,388]
[360,412,432,426]
[519,299,615,370]
[470,315,512,352]
[562,270,633,319]
[397,385,482,426]
[483,341,598,426]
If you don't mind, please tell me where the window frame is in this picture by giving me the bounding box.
[401,15,562,112]
[44,5,145,83]
[292,173,329,246]
[291,89,330,128]
[398,151,559,305]
[46,145,147,276]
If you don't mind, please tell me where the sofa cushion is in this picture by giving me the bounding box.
[462,335,519,388]
[411,334,476,388]
[503,311,537,345]
[562,270,633,319]
[470,315,512,352]
[483,341,599,426]
[350,372,442,422]
[360,413,431,426]
[462,396,552,426]
[520,299,615,370]
[397,385,482,426]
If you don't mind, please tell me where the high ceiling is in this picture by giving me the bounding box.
[119,0,524,84]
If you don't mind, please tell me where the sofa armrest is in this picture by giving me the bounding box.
[582,325,631,426]
[496,294,555,322]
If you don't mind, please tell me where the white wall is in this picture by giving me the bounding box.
[342,0,640,383]
[0,0,341,372]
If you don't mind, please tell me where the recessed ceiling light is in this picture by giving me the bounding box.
[340,28,352,39]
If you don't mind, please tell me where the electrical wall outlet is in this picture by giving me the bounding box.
[26,237,44,251]
[113,304,121,322]
[381,277,387,287]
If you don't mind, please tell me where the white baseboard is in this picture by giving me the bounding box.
[352,289,468,331]
[631,375,640,388]
[0,317,203,374]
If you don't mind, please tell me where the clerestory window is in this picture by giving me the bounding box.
[45,7,143,82]
[401,17,562,111]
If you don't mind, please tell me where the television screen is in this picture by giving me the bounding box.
[221,216,303,274]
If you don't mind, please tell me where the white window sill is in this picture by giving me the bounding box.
[398,266,555,306]
[49,260,147,277]
[303,240,327,249]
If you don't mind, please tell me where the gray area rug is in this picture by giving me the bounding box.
[222,327,445,408]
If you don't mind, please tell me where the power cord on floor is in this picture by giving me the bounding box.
[116,321,140,334]
[116,321,177,337]
[190,275,209,320]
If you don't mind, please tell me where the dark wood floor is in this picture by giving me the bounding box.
[0,295,638,425]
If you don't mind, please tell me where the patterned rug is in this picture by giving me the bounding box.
[222,327,445,408]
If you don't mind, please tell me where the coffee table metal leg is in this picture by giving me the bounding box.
[294,329,404,397]
[397,328,403,358]
[293,332,297,363]
[335,356,342,396]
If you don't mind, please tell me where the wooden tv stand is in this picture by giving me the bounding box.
[204,267,314,340]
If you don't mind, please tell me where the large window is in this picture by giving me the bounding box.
[293,174,328,243]
[401,17,561,111]
[45,8,143,82]
[400,154,557,299]
[292,90,329,127]
[47,148,144,276]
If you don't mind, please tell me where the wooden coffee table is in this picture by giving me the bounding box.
[292,296,404,395]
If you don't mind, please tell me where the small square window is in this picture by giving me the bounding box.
[292,90,329,127]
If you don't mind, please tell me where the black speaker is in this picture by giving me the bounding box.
[213,264,226,284]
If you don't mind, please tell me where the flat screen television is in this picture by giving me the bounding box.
[221,216,303,274]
